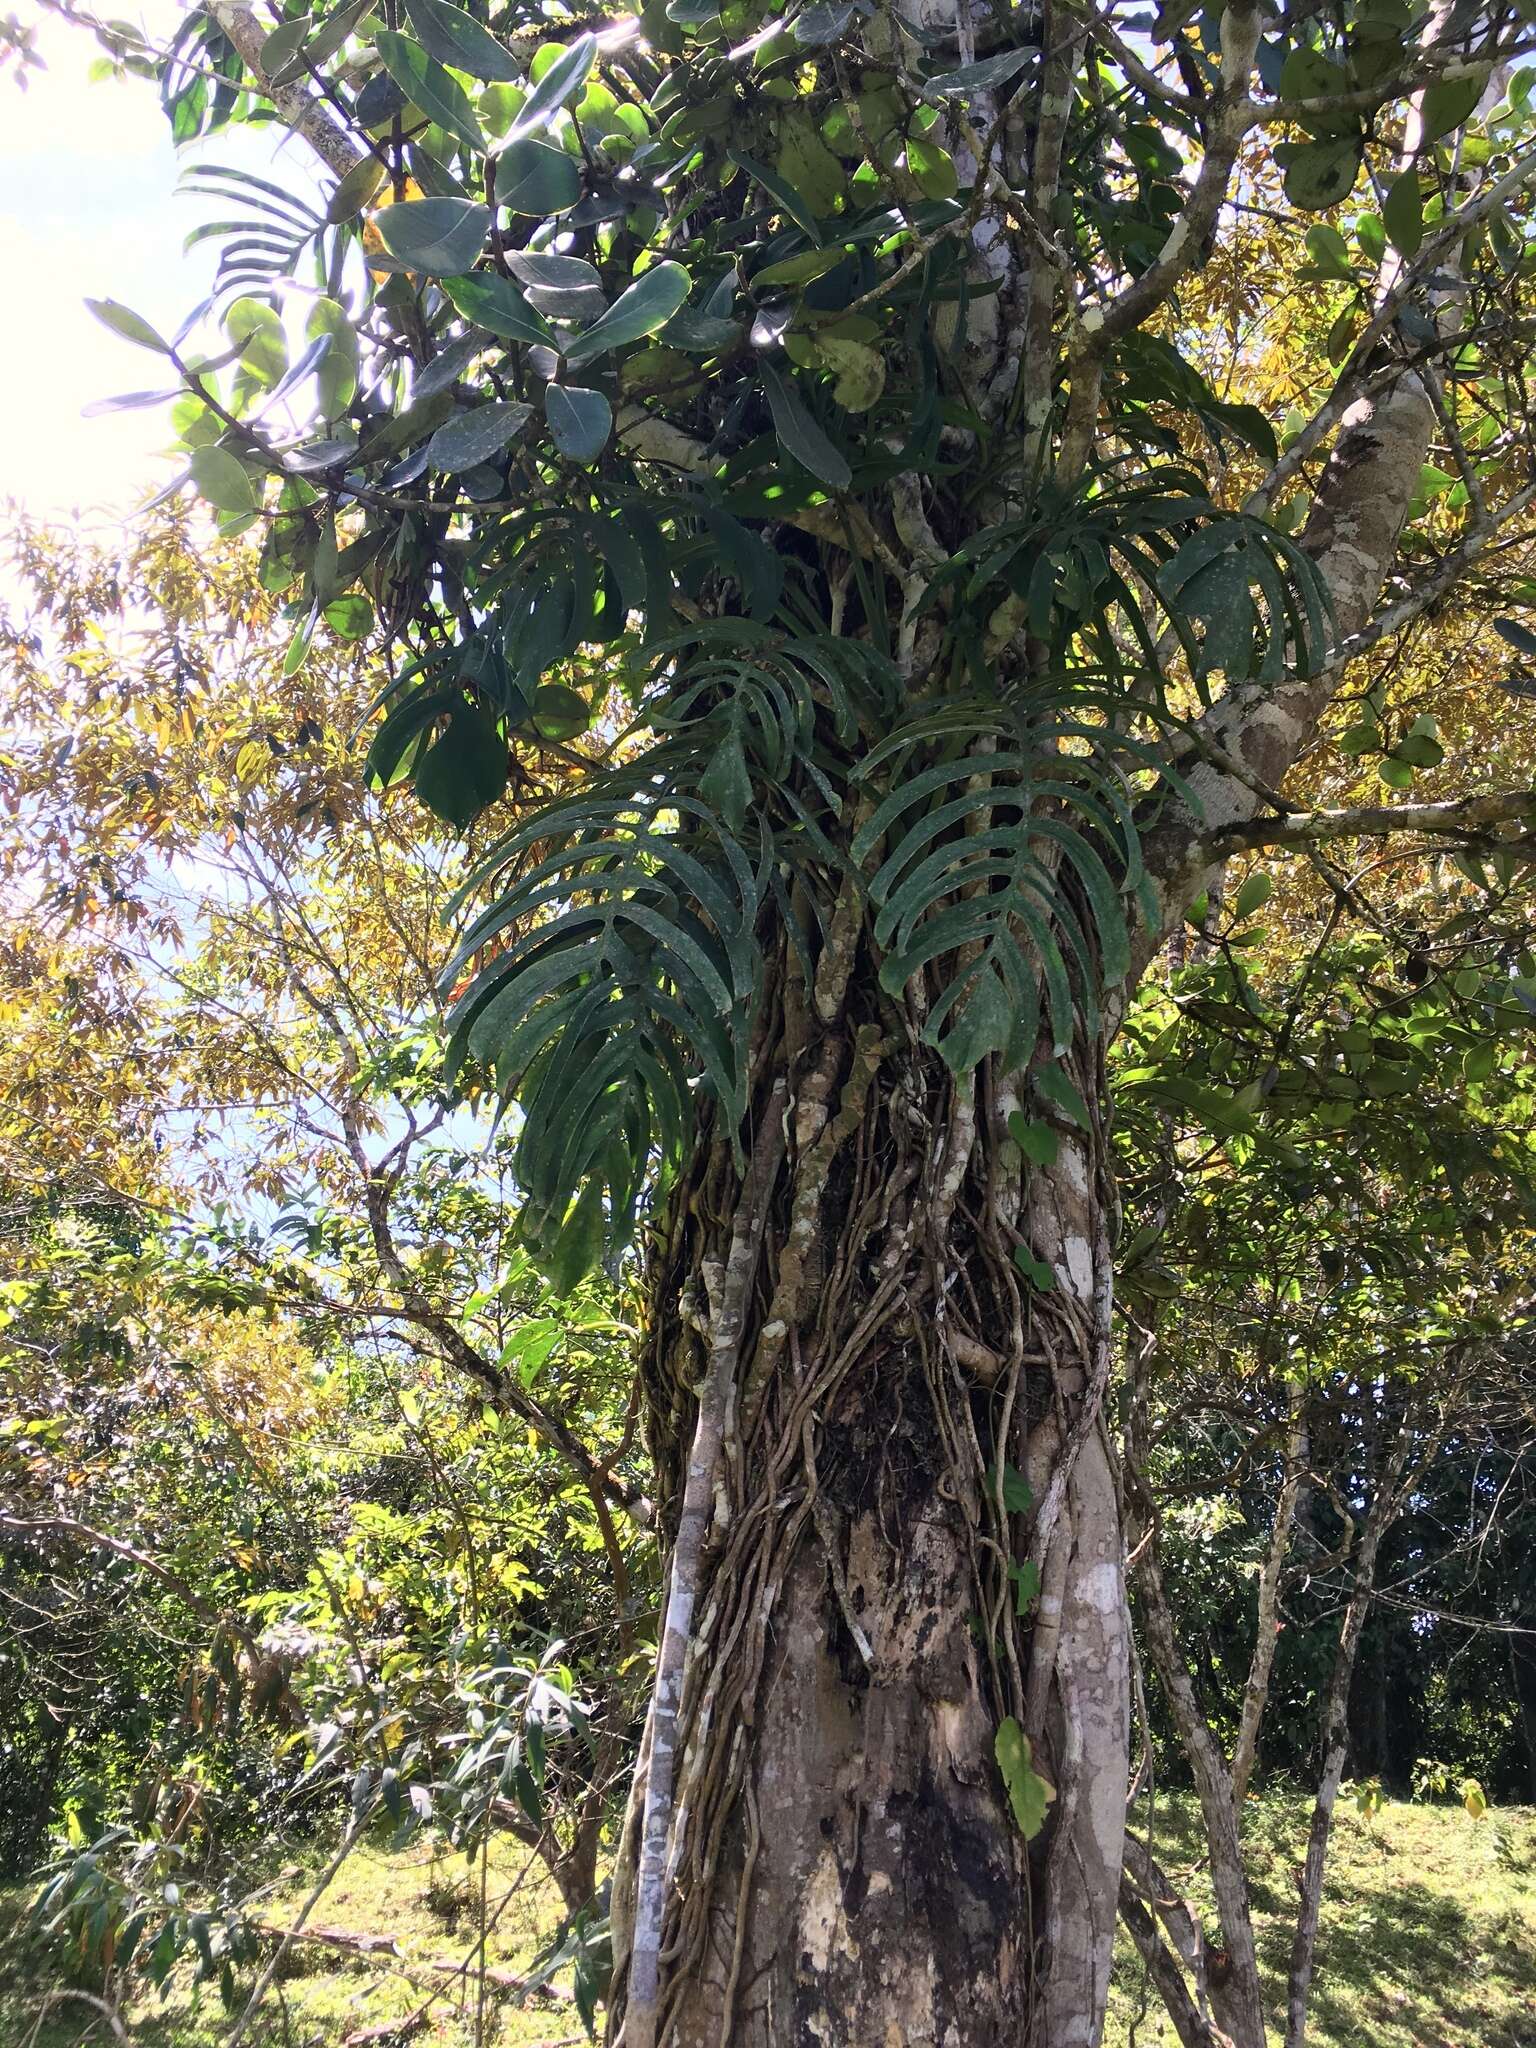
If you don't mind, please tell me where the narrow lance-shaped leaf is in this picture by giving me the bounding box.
[760,358,851,490]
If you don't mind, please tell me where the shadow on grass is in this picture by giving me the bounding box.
[1113,1795,1536,2048]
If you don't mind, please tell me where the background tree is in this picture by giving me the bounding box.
[44,0,1536,2042]
[0,514,648,2019]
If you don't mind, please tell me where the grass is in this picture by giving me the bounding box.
[1106,1793,1536,2048]
[4,1797,1532,2045]
[0,1834,577,2048]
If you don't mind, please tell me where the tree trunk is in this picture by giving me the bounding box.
[607,991,1129,2048]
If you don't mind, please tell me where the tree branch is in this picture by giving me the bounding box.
[1205,787,1536,855]
[204,0,364,178]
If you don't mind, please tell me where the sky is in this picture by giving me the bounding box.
[0,1,310,523]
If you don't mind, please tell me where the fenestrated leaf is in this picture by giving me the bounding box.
[442,270,553,345]
[495,136,581,214]
[427,399,533,472]
[402,0,521,79]
[373,30,487,154]
[563,262,691,369]
[414,697,510,829]
[545,383,613,462]
[509,33,596,138]
[760,358,850,489]
[374,197,491,273]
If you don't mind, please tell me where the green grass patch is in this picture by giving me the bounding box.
[1,1834,576,2047]
[5,1797,1532,2044]
[1108,1793,1536,2048]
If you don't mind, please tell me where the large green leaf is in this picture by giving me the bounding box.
[442,270,553,345]
[563,263,691,368]
[509,33,596,138]
[85,298,171,354]
[545,384,613,462]
[995,1718,1054,1840]
[427,400,533,472]
[374,197,491,273]
[760,359,851,489]
[401,0,520,79]
[189,446,258,514]
[373,30,487,154]
[495,137,581,214]
[415,698,510,828]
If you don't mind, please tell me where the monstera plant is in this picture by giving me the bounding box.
[76,0,1536,2039]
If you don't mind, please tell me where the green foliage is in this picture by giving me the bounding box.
[995,1716,1054,1839]
[79,0,1364,1288]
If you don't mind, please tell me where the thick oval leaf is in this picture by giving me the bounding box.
[792,0,855,44]
[374,197,490,273]
[427,399,533,471]
[1383,169,1424,256]
[80,387,180,417]
[85,298,171,354]
[373,30,486,154]
[283,435,357,471]
[495,136,581,214]
[1282,137,1362,211]
[189,445,258,514]
[442,270,553,345]
[532,682,590,737]
[261,15,313,86]
[327,156,387,223]
[1420,69,1487,146]
[563,261,691,369]
[226,296,288,386]
[402,0,521,80]
[760,357,851,489]
[545,383,613,461]
[506,250,603,293]
[509,33,596,138]
[307,297,358,416]
[415,332,485,398]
